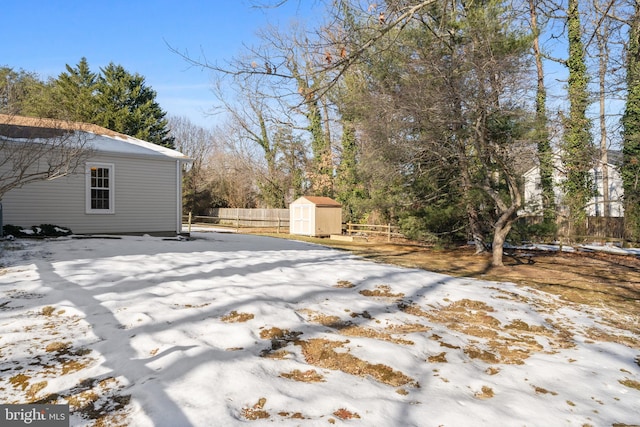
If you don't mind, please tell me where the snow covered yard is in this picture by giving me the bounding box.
[0,232,638,426]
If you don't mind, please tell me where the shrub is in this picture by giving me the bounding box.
[509,219,557,243]
[3,224,72,237]
[399,206,466,244]
[2,224,24,237]
[35,224,72,236]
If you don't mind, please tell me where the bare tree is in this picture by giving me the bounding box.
[0,114,92,200]
[168,115,220,214]
[209,120,263,208]
[0,115,92,236]
[586,0,625,217]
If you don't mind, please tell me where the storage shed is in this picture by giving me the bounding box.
[289,196,342,237]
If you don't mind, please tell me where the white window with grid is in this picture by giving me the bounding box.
[86,163,114,214]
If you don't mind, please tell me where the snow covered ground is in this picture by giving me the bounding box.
[0,231,638,426]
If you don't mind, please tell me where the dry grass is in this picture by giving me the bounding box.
[298,308,425,345]
[41,306,56,316]
[45,341,70,353]
[280,369,325,383]
[9,373,30,391]
[428,352,448,363]
[259,327,303,358]
[474,386,495,399]
[242,397,270,420]
[619,378,640,391]
[295,338,419,388]
[271,235,640,343]
[532,385,558,395]
[221,310,254,323]
[333,408,361,420]
[334,280,355,288]
[359,284,405,299]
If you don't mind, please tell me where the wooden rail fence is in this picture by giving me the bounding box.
[345,222,403,242]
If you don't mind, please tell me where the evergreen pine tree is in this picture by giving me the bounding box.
[95,63,175,148]
[55,57,97,123]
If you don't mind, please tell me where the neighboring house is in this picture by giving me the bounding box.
[0,115,191,235]
[522,150,624,218]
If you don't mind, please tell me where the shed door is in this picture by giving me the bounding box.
[292,204,311,235]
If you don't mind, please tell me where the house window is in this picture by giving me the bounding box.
[86,163,114,214]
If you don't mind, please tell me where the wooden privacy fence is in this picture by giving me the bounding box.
[557,216,627,242]
[184,208,290,232]
[183,209,406,240]
[519,216,628,242]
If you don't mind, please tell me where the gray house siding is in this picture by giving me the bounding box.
[2,153,181,235]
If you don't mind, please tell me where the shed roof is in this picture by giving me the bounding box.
[294,196,342,207]
[0,114,189,161]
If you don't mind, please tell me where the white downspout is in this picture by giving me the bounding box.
[176,160,182,234]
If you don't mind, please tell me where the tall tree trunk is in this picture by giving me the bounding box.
[598,47,609,218]
[563,0,593,228]
[529,0,555,222]
[463,185,487,254]
[622,1,640,241]
[595,2,611,217]
[491,207,518,267]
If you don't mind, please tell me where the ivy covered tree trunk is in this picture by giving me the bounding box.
[562,0,594,228]
[335,118,365,222]
[290,57,333,197]
[306,100,333,197]
[622,1,640,242]
[255,110,286,208]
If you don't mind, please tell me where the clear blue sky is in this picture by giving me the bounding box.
[1,0,316,128]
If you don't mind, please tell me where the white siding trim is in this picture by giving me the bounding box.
[175,160,182,233]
